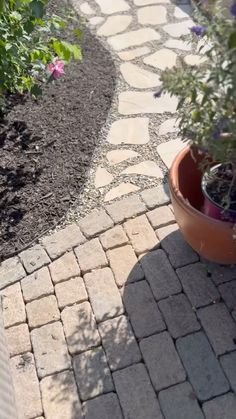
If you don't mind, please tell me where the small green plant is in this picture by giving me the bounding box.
[0,0,82,112]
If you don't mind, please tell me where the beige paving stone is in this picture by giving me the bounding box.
[97,15,132,36]
[84,268,124,322]
[10,353,42,419]
[147,205,175,228]
[73,347,114,400]
[124,215,158,254]
[138,5,167,25]
[164,39,192,51]
[108,28,160,51]
[5,324,31,357]
[1,282,26,328]
[119,91,178,115]
[157,138,186,168]
[41,371,82,419]
[104,182,140,202]
[95,0,130,14]
[94,167,114,188]
[121,160,163,178]
[80,2,95,14]
[31,321,71,378]
[174,5,192,18]
[75,238,107,273]
[21,266,53,302]
[79,208,114,238]
[105,194,146,223]
[55,277,88,309]
[107,245,144,287]
[184,54,208,66]
[120,62,161,88]
[0,256,25,290]
[26,295,60,329]
[163,20,194,37]
[107,149,139,165]
[158,118,178,135]
[134,0,170,3]
[61,302,100,354]
[89,16,104,25]
[19,245,50,274]
[144,49,177,70]
[118,46,151,61]
[107,117,149,145]
[49,251,80,284]
[41,224,85,260]
[100,225,128,249]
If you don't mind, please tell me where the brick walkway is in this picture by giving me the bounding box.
[1,187,236,419]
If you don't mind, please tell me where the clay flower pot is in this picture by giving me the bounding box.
[169,145,236,264]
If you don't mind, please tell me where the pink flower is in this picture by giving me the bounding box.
[48,59,65,79]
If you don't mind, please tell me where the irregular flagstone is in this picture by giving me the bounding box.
[118,46,151,61]
[144,49,177,70]
[107,149,139,165]
[95,0,130,14]
[108,28,160,51]
[157,138,186,168]
[164,39,192,51]
[104,182,140,202]
[89,16,104,26]
[121,161,163,178]
[134,0,170,4]
[97,15,132,37]
[80,2,95,15]
[94,167,114,188]
[137,6,167,25]
[107,118,149,145]
[163,20,194,38]
[184,54,208,66]
[174,5,192,19]
[118,91,178,115]
[158,118,178,135]
[120,62,161,88]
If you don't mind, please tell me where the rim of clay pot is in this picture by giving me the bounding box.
[169,145,235,227]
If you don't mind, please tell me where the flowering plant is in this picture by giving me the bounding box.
[0,0,82,113]
[160,2,236,213]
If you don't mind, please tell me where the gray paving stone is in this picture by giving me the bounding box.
[123,215,158,255]
[206,262,236,285]
[176,331,230,401]
[0,257,26,290]
[1,282,26,328]
[220,352,236,394]
[157,224,198,268]
[84,268,124,322]
[26,295,60,329]
[140,184,170,209]
[107,245,144,287]
[41,224,86,260]
[75,238,108,274]
[140,331,186,391]
[31,321,71,378]
[203,393,236,419]
[158,294,200,338]
[113,363,163,419]
[197,303,236,356]
[21,266,53,302]
[98,315,141,371]
[140,249,181,301]
[105,195,146,223]
[19,245,50,274]
[41,371,82,419]
[218,280,236,311]
[177,263,220,308]
[73,347,114,401]
[79,209,114,238]
[100,225,128,250]
[61,302,100,355]
[122,280,165,338]
[83,393,123,419]
[159,382,204,419]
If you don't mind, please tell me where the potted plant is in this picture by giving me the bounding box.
[158,2,236,264]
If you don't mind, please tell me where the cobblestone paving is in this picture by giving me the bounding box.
[1,186,236,419]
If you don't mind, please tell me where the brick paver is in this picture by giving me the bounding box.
[220,351,236,394]
[55,276,88,309]
[83,393,123,419]
[206,262,236,285]
[100,225,128,250]
[19,245,50,274]
[147,205,175,229]
[1,282,26,328]
[75,238,108,273]
[107,245,144,287]
[140,184,170,209]
[79,209,114,237]
[123,214,158,254]
[41,224,85,259]
[0,257,25,290]
[218,280,236,311]
[203,393,236,419]
[5,323,31,357]
[26,295,60,329]
[49,251,80,284]
[21,266,53,302]
[105,195,146,223]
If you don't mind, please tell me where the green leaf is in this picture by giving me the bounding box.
[73,28,83,38]
[228,32,236,49]
[29,0,45,18]
[31,84,42,97]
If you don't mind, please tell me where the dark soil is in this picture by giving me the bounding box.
[205,164,236,211]
[0,12,116,260]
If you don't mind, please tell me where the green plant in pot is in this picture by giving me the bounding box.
[157,2,236,264]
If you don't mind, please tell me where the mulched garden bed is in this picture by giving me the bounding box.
[0,6,116,260]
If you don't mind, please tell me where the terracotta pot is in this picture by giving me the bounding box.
[169,145,236,264]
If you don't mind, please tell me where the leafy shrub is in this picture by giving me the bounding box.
[0,0,82,112]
